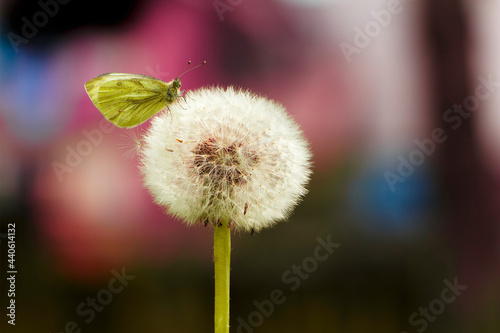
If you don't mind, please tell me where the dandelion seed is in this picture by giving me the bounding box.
[118,128,143,159]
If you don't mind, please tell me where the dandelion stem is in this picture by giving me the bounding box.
[214,221,231,333]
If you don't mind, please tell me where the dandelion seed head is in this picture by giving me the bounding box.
[141,87,312,232]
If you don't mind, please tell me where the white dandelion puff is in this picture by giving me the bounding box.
[118,128,143,159]
[140,86,312,233]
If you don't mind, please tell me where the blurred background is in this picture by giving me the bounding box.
[1,0,499,332]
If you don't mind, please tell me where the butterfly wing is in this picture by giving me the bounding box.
[85,73,171,128]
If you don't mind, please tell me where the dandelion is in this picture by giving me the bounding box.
[140,86,312,332]
[141,87,311,232]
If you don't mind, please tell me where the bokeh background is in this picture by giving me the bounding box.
[1,0,500,332]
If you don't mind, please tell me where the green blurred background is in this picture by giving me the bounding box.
[1,0,499,332]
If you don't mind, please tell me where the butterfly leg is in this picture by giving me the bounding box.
[164,104,174,121]
[179,90,190,103]
[177,91,189,109]
[185,90,196,102]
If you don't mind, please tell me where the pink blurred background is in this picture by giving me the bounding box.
[1,0,499,332]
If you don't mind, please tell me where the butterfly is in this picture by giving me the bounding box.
[84,61,205,128]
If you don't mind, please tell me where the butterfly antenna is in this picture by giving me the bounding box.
[177,61,192,77]
[176,60,206,79]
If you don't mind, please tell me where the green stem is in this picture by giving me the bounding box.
[214,221,231,333]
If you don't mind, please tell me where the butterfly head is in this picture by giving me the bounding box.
[171,78,181,90]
